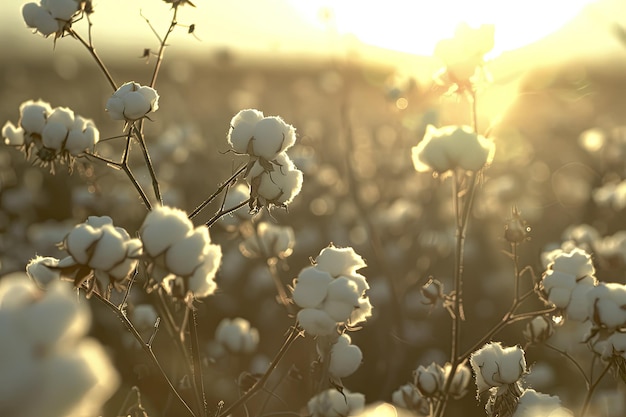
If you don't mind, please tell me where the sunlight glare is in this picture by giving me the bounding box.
[292,0,598,57]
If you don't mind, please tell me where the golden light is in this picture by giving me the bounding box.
[291,0,598,58]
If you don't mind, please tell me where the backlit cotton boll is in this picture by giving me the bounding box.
[249,152,303,209]
[0,275,119,417]
[106,81,159,122]
[291,267,333,308]
[315,245,367,278]
[411,125,495,173]
[327,334,363,379]
[512,389,571,417]
[587,282,626,330]
[215,317,259,354]
[470,342,527,394]
[434,23,495,82]
[307,389,365,417]
[139,206,222,300]
[60,216,142,291]
[227,109,296,160]
[391,384,430,414]
[297,308,338,336]
[22,0,80,37]
[26,256,62,288]
[239,221,295,259]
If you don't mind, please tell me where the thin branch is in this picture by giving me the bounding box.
[90,291,196,417]
[67,28,117,91]
[205,199,250,228]
[218,325,302,417]
[190,164,247,219]
[132,124,162,206]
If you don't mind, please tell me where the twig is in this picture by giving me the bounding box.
[67,28,117,91]
[190,164,247,219]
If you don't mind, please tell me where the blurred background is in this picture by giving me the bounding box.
[2,0,626,416]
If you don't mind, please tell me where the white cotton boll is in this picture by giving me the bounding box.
[105,97,125,120]
[327,277,360,306]
[258,222,295,258]
[323,300,355,323]
[541,270,576,308]
[36,339,119,417]
[42,121,68,150]
[292,266,333,308]
[138,85,159,111]
[88,225,129,271]
[22,3,42,27]
[187,246,221,298]
[46,0,79,21]
[256,164,303,205]
[392,384,428,413]
[251,116,295,160]
[48,107,75,129]
[512,389,569,417]
[550,248,595,278]
[0,274,40,309]
[107,257,137,281]
[329,334,362,378]
[566,276,596,321]
[20,100,51,134]
[308,389,365,417]
[31,6,61,36]
[2,121,25,146]
[446,127,495,171]
[16,281,90,348]
[588,282,626,329]
[26,256,61,288]
[228,109,264,153]
[297,308,337,336]
[65,223,103,265]
[350,297,373,326]
[343,273,369,295]
[412,125,452,173]
[122,91,152,120]
[470,342,526,393]
[315,245,367,277]
[215,317,259,354]
[165,227,210,276]
[140,206,193,257]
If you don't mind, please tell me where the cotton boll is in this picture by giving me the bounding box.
[297,308,337,336]
[64,223,103,265]
[412,127,452,173]
[228,109,264,153]
[140,206,193,257]
[46,0,79,21]
[105,97,125,120]
[20,100,51,134]
[323,300,355,323]
[565,276,596,321]
[392,384,428,413]
[343,273,369,295]
[2,121,25,146]
[315,245,367,277]
[26,256,61,288]
[308,389,365,417]
[137,85,159,112]
[512,389,569,417]
[0,274,40,309]
[22,3,42,27]
[41,121,67,150]
[550,248,595,278]
[292,266,333,308]
[251,116,295,160]
[47,107,75,129]
[87,225,129,271]
[186,247,221,298]
[470,342,526,393]
[122,91,152,120]
[28,5,61,36]
[328,334,362,378]
[165,227,210,276]
[215,317,259,354]
[414,363,445,397]
[588,282,626,329]
[256,164,303,204]
[349,297,373,326]
[443,363,471,399]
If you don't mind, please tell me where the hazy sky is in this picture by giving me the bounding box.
[2,0,623,62]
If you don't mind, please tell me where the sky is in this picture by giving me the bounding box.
[2,0,624,64]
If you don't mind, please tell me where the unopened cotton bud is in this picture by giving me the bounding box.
[523,316,554,344]
[413,363,445,397]
[421,278,443,305]
[504,208,530,243]
[328,334,362,378]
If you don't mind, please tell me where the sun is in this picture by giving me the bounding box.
[291,0,598,58]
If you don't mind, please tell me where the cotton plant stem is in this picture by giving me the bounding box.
[544,344,590,387]
[132,124,163,206]
[189,308,208,417]
[190,164,247,219]
[205,199,251,228]
[68,28,117,91]
[150,5,179,89]
[121,132,153,210]
[90,291,196,417]
[218,325,301,417]
[580,359,613,417]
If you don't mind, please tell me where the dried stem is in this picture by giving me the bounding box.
[190,164,247,219]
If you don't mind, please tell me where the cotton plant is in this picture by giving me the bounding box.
[239,221,295,260]
[105,81,160,125]
[0,274,119,417]
[2,99,99,172]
